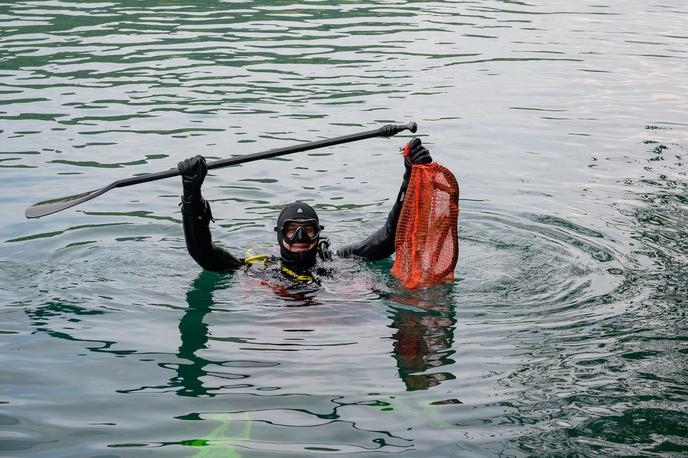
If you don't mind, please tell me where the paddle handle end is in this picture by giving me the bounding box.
[380,121,418,137]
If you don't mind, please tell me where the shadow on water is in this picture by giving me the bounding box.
[8,228,464,452]
[389,303,456,392]
[374,275,457,392]
[163,269,439,455]
[174,271,233,398]
[14,255,460,421]
[172,267,458,397]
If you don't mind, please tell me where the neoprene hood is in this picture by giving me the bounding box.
[275,201,322,266]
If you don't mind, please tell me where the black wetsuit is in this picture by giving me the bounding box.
[180,168,411,273]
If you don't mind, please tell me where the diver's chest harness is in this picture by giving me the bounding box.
[243,238,332,285]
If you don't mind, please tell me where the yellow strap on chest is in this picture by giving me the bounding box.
[244,254,269,265]
[244,253,314,282]
[279,265,314,282]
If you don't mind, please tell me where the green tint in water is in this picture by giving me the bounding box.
[184,413,252,458]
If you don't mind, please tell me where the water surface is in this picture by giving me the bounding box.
[1,1,687,456]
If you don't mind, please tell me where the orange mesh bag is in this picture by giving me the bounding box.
[391,161,459,289]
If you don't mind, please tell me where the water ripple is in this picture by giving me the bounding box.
[2,1,688,456]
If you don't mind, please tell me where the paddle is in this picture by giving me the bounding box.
[25,122,418,219]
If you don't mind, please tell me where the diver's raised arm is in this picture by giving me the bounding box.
[178,155,244,272]
[337,139,432,260]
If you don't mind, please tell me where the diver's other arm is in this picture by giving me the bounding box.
[179,155,244,272]
[337,139,432,260]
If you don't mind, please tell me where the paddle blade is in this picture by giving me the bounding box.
[25,185,113,219]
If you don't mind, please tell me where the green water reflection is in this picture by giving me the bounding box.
[173,270,457,396]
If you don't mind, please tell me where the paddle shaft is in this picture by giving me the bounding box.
[25,122,417,218]
[112,122,417,190]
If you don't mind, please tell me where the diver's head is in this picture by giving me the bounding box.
[274,201,323,266]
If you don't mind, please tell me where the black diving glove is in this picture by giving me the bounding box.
[403,138,432,176]
[178,155,208,202]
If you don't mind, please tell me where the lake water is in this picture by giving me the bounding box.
[1,0,687,456]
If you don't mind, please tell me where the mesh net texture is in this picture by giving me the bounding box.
[391,162,459,289]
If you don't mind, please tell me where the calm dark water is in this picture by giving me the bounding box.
[1,1,687,456]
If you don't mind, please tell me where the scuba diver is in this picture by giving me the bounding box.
[178,138,432,284]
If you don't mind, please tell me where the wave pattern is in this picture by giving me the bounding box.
[1,0,687,456]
